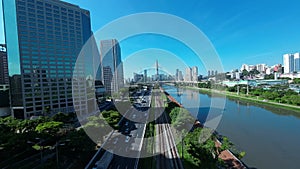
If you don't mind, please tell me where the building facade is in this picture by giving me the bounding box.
[240,64,249,71]
[100,39,124,95]
[294,53,300,72]
[144,69,147,82]
[256,64,266,73]
[0,44,9,85]
[283,53,295,74]
[192,66,198,82]
[185,67,192,82]
[2,0,92,118]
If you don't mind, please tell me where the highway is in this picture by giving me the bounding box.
[87,88,151,169]
[87,87,184,169]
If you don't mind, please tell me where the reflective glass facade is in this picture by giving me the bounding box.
[100,39,124,95]
[2,0,92,119]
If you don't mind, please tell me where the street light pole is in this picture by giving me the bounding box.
[35,138,43,164]
[56,139,69,169]
[56,141,59,169]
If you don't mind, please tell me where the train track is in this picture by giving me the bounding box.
[155,91,184,169]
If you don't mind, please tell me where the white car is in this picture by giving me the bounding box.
[132,114,136,119]
[125,136,130,143]
[113,138,118,144]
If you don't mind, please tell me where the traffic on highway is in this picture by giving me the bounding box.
[88,86,152,169]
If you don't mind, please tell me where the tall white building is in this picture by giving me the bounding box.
[256,64,266,73]
[240,64,249,71]
[185,67,192,82]
[192,66,198,82]
[294,53,300,72]
[248,65,256,71]
[265,67,272,75]
[283,53,294,73]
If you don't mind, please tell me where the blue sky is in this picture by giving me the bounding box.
[1,0,300,78]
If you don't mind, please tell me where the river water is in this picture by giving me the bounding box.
[163,85,300,169]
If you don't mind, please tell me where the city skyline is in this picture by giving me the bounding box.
[2,0,300,73]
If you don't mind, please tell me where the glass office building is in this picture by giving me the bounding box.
[100,39,124,95]
[2,0,92,119]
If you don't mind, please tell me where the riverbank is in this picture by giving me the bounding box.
[161,87,247,169]
[183,86,300,112]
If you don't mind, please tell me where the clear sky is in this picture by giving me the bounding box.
[1,0,300,78]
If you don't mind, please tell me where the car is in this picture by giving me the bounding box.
[113,138,118,144]
[125,136,130,142]
[124,128,130,134]
[132,114,136,119]
[125,121,129,126]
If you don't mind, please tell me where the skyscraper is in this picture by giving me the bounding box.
[144,69,147,82]
[256,64,266,73]
[294,53,300,72]
[178,70,183,81]
[185,67,192,82]
[100,39,124,95]
[0,44,9,85]
[283,54,294,73]
[175,69,179,81]
[2,0,92,119]
[192,66,198,82]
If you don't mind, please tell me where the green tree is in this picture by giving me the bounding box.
[249,69,260,75]
[293,78,300,84]
[184,128,226,168]
[250,88,264,96]
[242,69,249,77]
[262,91,279,100]
[35,121,63,136]
[170,108,195,132]
[264,74,274,80]
[52,112,73,123]
[289,95,300,105]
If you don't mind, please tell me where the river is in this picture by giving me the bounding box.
[163,85,300,169]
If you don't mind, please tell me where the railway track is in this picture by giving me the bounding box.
[155,90,184,169]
